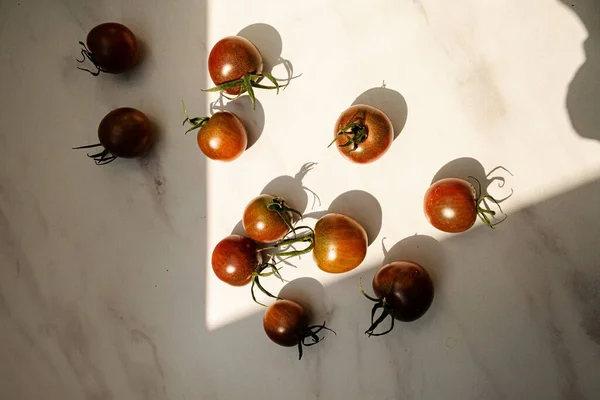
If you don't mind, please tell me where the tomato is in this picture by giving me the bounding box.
[361,261,434,336]
[208,36,263,96]
[211,235,260,286]
[313,213,368,274]
[182,103,248,161]
[424,177,507,233]
[204,36,292,111]
[74,107,152,165]
[263,299,335,360]
[243,194,301,243]
[329,104,393,164]
[77,22,139,75]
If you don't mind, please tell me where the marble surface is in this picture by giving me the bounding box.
[1,0,599,399]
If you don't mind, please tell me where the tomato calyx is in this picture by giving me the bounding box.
[250,263,285,307]
[202,72,297,111]
[468,176,511,229]
[76,41,105,76]
[72,143,117,165]
[181,100,210,134]
[328,120,369,154]
[297,322,336,360]
[360,278,395,337]
[266,197,303,236]
[262,226,315,260]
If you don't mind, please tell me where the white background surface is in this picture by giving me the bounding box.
[1,0,599,399]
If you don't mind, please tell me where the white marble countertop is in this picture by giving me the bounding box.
[1,0,599,399]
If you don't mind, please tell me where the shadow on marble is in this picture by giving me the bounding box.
[237,23,294,81]
[279,277,329,323]
[381,234,444,286]
[352,86,408,140]
[210,95,265,150]
[559,0,600,142]
[304,190,383,246]
[431,157,514,203]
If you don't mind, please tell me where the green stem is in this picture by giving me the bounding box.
[328,121,368,153]
[297,321,336,360]
[468,176,509,229]
[181,100,210,133]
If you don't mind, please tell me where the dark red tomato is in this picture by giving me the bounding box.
[243,194,294,244]
[197,111,247,161]
[373,261,434,322]
[263,299,308,347]
[313,213,368,274]
[84,23,139,74]
[331,104,393,164]
[211,235,260,286]
[207,36,263,96]
[98,108,152,158]
[424,178,477,233]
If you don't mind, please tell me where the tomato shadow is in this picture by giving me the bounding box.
[279,277,332,325]
[230,162,320,236]
[237,23,294,82]
[210,95,265,150]
[431,157,514,204]
[559,0,600,142]
[381,235,444,289]
[352,86,408,140]
[304,190,383,246]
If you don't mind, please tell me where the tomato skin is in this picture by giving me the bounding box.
[373,261,434,322]
[263,299,308,347]
[87,23,139,73]
[208,36,263,96]
[424,178,477,233]
[211,235,259,286]
[98,108,152,158]
[313,213,368,274]
[333,104,393,164]
[243,194,290,244]
[198,111,247,161]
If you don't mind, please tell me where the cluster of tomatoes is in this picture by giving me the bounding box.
[73,22,509,360]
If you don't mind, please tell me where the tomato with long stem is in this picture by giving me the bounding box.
[263,299,335,360]
[361,261,434,336]
[73,107,152,165]
[76,22,139,76]
[424,176,507,233]
[203,36,294,110]
[329,104,394,164]
[243,194,302,243]
[182,101,247,161]
[312,213,368,274]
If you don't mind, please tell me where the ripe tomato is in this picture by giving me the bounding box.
[77,22,139,75]
[330,104,393,164]
[208,36,263,96]
[263,298,335,360]
[243,195,300,243]
[424,177,507,233]
[313,213,368,274]
[424,178,477,233]
[211,235,260,286]
[361,261,434,336]
[74,107,153,165]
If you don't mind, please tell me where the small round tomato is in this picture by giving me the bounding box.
[243,195,299,243]
[423,178,479,233]
[211,235,260,286]
[330,104,393,164]
[198,112,247,161]
[313,213,368,274]
[74,107,153,165]
[264,299,308,347]
[77,22,140,75]
[361,261,434,336]
[263,298,335,360]
[208,36,263,96]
